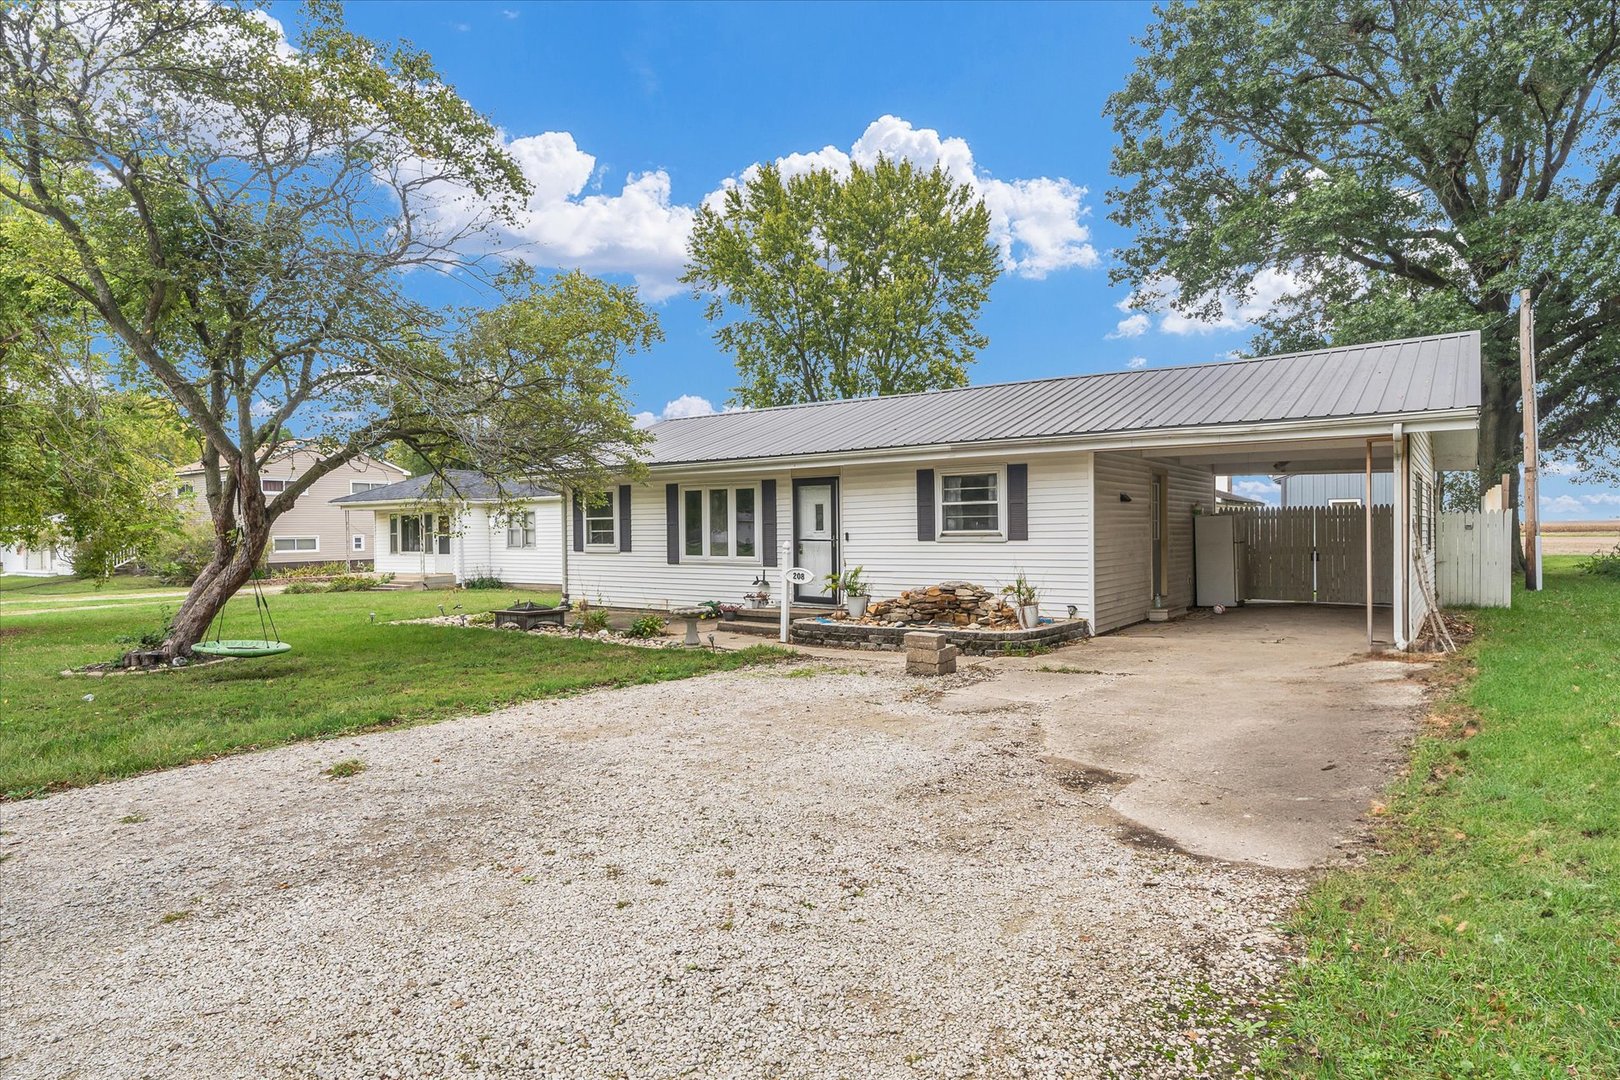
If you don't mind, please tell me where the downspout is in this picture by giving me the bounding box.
[559,489,570,605]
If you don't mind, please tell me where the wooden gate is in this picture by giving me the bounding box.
[1222,506,1392,605]
[1437,511,1512,607]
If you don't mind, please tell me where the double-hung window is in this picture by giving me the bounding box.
[939,471,1002,535]
[261,478,288,494]
[506,510,537,549]
[583,495,616,548]
[681,485,757,560]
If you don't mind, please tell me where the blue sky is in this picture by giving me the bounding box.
[305,1,1614,520]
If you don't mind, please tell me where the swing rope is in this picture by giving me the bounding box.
[193,475,292,658]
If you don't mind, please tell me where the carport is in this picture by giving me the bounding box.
[1160,417,1477,649]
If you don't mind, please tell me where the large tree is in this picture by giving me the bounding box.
[1107,1,1620,509]
[684,156,1001,407]
[0,1,656,659]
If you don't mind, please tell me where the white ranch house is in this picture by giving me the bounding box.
[334,331,1485,649]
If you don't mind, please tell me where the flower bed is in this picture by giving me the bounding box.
[791,615,1090,655]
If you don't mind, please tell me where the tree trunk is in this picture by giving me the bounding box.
[1478,328,1528,576]
[123,468,272,665]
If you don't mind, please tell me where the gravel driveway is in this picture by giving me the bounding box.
[1,660,1322,1079]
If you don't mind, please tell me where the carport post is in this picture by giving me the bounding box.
[1365,439,1374,650]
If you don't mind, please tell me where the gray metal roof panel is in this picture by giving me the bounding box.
[331,469,557,505]
[643,331,1479,466]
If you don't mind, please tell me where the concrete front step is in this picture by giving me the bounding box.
[380,574,458,591]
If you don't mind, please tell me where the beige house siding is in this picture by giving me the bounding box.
[177,451,407,566]
[1091,451,1215,634]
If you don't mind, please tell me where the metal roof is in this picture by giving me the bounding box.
[331,469,556,505]
[644,331,1480,466]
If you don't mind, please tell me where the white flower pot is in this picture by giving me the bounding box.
[1017,603,1040,629]
[846,594,869,619]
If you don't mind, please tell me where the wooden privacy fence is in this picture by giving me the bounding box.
[1437,511,1513,607]
[1221,506,1392,605]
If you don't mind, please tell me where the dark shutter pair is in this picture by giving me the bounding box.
[664,480,778,565]
[916,464,1028,541]
[572,486,633,552]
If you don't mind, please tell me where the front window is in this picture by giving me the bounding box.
[681,486,760,560]
[940,472,1000,534]
[584,494,616,548]
[392,514,423,553]
[506,510,536,549]
[271,536,318,554]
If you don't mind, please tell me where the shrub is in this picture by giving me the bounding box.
[626,614,667,638]
[462,571,505,590]
[276,561,350,580]
[573,609,610,633]
[282,581,325,594]
[324,574,380,592]
[142,522,218,586]
[1579,542,1620,578]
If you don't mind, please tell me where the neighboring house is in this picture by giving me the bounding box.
[1,540,74,576]
[175,449,410,568]
[332,470,564,589]
[337,332,1481,649]
[1212,482,1265,509]
[1277,471,1395,507]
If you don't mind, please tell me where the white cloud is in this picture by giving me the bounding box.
[1542,458,1580,476]
[436,116,1096,300]
[1126,356,1147,369]
[1119,268,1302,337]
[501,8,520,17]
[1541,494,1585,514]
[1581,492,1620,506]
[1110,313,1150,339]
[632,394,718,429]
[1231,477,1282,506]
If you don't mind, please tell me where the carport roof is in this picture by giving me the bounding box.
[645,330,1480,465]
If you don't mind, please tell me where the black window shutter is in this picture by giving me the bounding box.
[916,469,935,541]
[1007,463,1029,541]
[571,493,583,552]
[665,483,680,564]
[618,485,632,552]
[761,479,778,567]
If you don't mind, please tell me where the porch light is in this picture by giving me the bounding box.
[1119,492,1133,502]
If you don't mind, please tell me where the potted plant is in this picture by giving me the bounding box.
[826,566,869,618]
[1002,573,1040,628]
[718,603,742,621]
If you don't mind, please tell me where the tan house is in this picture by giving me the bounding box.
[175,449,410,568]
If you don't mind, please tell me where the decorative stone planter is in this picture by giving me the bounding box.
[791,616,1091,655]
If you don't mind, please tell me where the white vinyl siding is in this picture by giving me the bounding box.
[1091,452,1215,633]
[1406,430,1437,636]
[372,501,564,587]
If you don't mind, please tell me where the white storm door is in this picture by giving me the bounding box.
[794,482,837,602]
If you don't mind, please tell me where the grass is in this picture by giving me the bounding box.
[0,574,171,598]
[1266,557,1619,1078]
[0,587,787,798]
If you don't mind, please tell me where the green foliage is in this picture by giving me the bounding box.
[280,581,325,595]
[573,609,611,633]
[111,608,175,653]
[141,523,219,586]
[825,566,868,597]
[461,571,506,590]
[1266,561,1619,1076]
[1578,542,1620,578]
[322,759,366,780]
[274,562,352,580]
[684,157,1000,407]
[1107,1,1620,485]
[1001,572,1038,606]
[0,3,656,656]
[626,614,668,638]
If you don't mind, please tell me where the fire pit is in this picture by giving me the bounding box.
[492,600,569,631]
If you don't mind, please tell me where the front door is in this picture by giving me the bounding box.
[793,479,838,603]
[423,513,453,574]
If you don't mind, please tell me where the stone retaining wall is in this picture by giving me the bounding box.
[791,617,1091,655]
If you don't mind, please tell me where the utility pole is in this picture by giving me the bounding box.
[1520,287,1542,591]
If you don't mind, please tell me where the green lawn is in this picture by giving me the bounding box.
[1266,558,1619,1077]
[0,588,785,798]
[0,573,171,597]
